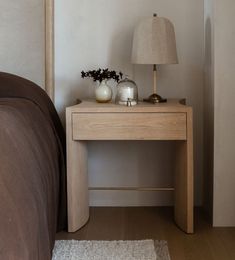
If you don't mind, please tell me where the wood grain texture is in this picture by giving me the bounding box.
[72,113,187,140]
[66,100,194,234]
[174,108,194,233]
[69,99,189,113]
[56,207,235,260]
[89,187,175,191]
[45,0,54,101]
[66,108,89,232]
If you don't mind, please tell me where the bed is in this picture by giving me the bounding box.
[0,72,67,259]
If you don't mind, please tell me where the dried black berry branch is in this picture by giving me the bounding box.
[81,68,123,83]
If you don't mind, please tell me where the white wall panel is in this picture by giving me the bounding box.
[213,0,235,226]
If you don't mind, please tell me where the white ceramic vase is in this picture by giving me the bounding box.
[95,80,112,103]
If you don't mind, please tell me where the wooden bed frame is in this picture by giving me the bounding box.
[45,0,54,101]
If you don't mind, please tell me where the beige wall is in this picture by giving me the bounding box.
[204,0,235,226]
[0,0,45,88]
[2,0,234,223]
[55,0,204,206]
[213,0,235,226]
[204,0,214,220]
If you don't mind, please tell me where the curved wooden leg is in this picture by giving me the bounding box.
[66,110,89,232]
[174,109,194,234]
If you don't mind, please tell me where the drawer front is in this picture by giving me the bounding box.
[72,113,187,140]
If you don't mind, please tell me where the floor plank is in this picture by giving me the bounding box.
[56,207,235,260]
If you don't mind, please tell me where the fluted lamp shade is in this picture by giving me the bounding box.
[131,14,178,103]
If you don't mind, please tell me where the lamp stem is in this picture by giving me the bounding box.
[153,64,157,94]
[143,64,167,103]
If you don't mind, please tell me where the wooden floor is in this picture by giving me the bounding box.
[56,207,235,260]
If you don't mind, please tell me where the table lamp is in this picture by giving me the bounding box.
[131,14,178,103]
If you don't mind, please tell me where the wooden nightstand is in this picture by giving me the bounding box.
[66,99,194,233]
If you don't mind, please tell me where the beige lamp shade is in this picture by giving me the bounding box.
[131,15,178,65]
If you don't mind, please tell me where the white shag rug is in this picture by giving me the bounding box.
[52,240,171,260]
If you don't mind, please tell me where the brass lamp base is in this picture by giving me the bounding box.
[143,93,167,104]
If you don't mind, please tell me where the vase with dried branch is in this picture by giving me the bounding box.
[81,69,123,103]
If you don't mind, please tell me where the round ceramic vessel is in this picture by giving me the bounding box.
[95,80,112,103]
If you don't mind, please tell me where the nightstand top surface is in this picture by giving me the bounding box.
[67,99,192,113]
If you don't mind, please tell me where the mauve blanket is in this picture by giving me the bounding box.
[0,72,66,260]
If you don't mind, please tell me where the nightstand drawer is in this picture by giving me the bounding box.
[72,113,186,140]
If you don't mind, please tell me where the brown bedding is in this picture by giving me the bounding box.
[0,72,66,260]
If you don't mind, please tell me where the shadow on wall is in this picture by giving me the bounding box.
[203,17,214,220]
[88,141,176,206]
